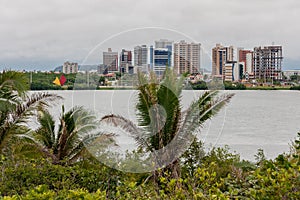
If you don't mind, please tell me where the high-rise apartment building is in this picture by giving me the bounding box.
[119,49,132,73]
[155,39,173,50]
[246,53,253,74]
[174,40,201,75]
[253,46,283,81]
[150,45,154,69]
[63,61,78,74]
[155,39,173,67]
[238,49,253,74]
[212,44,234,78]
[103,48,118,72]
[153,48,171,76]
[134,45,148,67]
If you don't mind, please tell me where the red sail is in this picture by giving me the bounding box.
[60,75,67,86]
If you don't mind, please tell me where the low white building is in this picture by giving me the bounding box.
[283,70,300,80]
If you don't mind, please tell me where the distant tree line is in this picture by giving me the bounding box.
[26,72,106,90]
[188,80,246,90]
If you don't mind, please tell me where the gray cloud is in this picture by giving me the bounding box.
[0,0,299,70]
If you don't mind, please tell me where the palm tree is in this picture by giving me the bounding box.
[0,70,28,97]
[100,68,233,182]
[0,71,61,153]
[32,106,115,165]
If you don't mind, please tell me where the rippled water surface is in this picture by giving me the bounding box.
[36,90,300,161]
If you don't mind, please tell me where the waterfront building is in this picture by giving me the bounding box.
[253,46,283,81]
[224,63,234,82]
[224,61,243,82]
[237,62,245,81]
[134,45,148,67]
[150,45,154,70]
[119,49,132,73]
[246,52,254,74]
[174,40,201,75]
[155,39,173,50]
[212,44,234,78]
[103,48,118,72]
[283,70,300,80]
[238,49,253,74]
[153,48,171,76]
[62,61,78,74]
[155,39,173,67]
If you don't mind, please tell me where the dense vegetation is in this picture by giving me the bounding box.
[290,85,300,90]
[0,70,300,199]
[188,81,209,90]
[26,72,75,90]
[27,72,104,90]
[24,71,300,91]
[1,138,299,199]
[223,82,246,90]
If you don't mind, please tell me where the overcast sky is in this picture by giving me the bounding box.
[1,0,300,70]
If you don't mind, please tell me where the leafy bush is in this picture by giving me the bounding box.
[224,82,246,90]
[189,81,208,90]
[1,135,300,199]
[0,158,125,197]
[1,185,106,200]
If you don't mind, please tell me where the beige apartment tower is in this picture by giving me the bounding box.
[212,44,234,78]
[174,40,201,75]
[103,48,118,72]
[63,61,78,74]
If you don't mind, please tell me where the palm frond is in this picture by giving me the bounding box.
[35,109,56,148]
[0,125,33,151]
[13,92,62,124]
[100,114,150,148]
[60,107,97,153]
[48,106,105,163]
[0,70,29,98]
[136,69,185,150]
[178,92,234,143]
[67,132,116,164]
[198,92,234,122]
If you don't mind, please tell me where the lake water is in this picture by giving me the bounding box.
[40,90,300,161]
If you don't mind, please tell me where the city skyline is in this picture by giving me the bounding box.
[0,37,291,72]
[1,0,300,70]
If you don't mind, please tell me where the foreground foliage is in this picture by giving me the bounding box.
[0,71,60,154]
[1,136,300,199]
[32,106,115,165]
